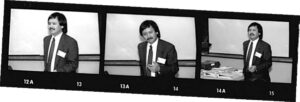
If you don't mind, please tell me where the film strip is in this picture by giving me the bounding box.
[0,0,298,101]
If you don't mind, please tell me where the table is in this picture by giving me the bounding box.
[201,66,244,81]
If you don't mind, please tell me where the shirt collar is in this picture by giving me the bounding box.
[51,32,63,40]
[250,38,259,44]
[148,38,159,48]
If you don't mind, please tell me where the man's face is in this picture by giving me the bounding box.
[48,17,63,36]
[142,26,158,44]
[248,26,260,41]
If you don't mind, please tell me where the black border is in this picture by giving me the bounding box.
[0,0,298,101]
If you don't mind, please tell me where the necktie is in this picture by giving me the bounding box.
[246,42,253,66]
[47,38,55,66]
[148,45,153,65]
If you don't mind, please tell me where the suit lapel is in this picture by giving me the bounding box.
[244,40,250,56]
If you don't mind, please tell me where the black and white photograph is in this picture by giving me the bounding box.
[201,18,292,83]
[104,13,196,79]
[8,9,100,74]
[0,0,298,102]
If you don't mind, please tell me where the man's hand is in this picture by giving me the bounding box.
[147,62,160,72]
[248,65,257,73]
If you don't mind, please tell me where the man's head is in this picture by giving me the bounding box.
[139,20,161,44]
[48,12,67,36]
[247,22,263,41]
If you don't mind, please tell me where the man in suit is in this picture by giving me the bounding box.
[138,20,179,78]
[243,22,272,82]
[44,12,79,73]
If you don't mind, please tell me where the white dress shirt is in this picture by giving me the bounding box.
[246,38,259,68]
[47,32,63,72]
[146,38,159,77]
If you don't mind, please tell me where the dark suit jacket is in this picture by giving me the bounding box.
[243,39,272,82]
[44,34,79,73]
[138,39,179,78]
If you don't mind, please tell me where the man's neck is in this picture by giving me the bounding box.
[250,38,259,42]
[148,38,158,45]
[51,32,63,37]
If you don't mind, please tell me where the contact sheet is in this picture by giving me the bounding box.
[1,0,298,101]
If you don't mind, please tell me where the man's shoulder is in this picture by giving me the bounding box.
[159,39,175,48]
[43,35,51,40]
[138,41,147,47]
[243,40,250,45]
[62,34,77,43]
[258,40,271,47]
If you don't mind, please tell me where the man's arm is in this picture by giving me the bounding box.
[137,44,145,76]
[43,37,50,72]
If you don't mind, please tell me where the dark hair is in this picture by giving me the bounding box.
[248,22,263,40]
[139,20,160,38]
[48,12,68,34]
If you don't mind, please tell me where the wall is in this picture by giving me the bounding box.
[8,61,100,74]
